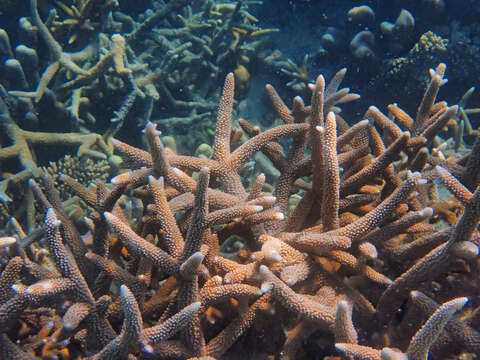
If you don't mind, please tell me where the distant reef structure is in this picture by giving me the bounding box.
[260,0,480,118]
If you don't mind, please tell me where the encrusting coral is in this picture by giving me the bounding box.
[0,63,479,360]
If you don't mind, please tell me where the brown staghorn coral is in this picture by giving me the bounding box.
[0,64,479,360]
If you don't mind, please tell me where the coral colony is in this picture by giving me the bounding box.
[0,1,480,360]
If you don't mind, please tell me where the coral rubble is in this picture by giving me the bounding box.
[0,61,479,360]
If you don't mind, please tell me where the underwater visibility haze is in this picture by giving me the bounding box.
[0,0,480,359]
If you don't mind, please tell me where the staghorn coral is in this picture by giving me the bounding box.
[0,88,113,230]
[0,64,479,360]
[47,0,120,46]
[0,0,283,157]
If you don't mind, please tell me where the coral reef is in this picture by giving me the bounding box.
[0,0,279,153]
[0,62,479,360]
[0,0,287,229]
[2,0,480,231]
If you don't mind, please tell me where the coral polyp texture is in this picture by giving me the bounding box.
[1,63,480,360]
